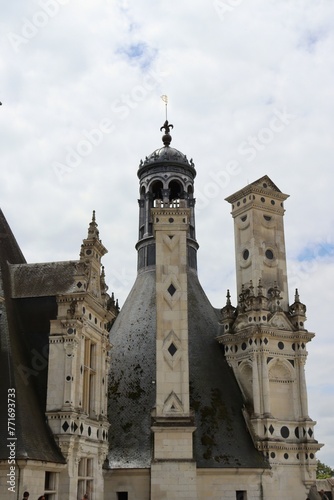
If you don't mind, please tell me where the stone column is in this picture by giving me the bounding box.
[297,357,309,419]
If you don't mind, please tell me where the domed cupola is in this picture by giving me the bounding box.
[138,120,195,171]
[136,121,198,272]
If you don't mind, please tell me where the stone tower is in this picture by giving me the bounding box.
[106,130,320,500]
[218,176,321,494]
[46,213,115,499]
[148,122,197,497]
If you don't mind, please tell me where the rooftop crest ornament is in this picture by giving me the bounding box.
[160,120,173,146]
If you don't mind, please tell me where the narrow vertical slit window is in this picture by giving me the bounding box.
[83,339,96,416]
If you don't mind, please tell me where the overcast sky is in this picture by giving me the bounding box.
[1,0,334,468]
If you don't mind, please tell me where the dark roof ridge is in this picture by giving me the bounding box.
[0,209,26,265]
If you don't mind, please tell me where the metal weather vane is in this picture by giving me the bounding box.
[160,95,173,145]
[161,94,168,120]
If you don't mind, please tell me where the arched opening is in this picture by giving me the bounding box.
[239,361,253,405]
[169,180,183,201]
[268,359,295,419]
[151,180,163,201]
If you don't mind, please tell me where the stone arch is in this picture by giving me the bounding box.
[151,180,163,201]
[238,360,253,404]
[268,358,295,420]
[168,179,183,201]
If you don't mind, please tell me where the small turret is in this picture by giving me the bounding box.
[79,211,108,303]
[289,288,307,330]
[220,290,236,333]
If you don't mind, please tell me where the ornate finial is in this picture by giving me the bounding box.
[226,289,231,306]
[295,288,300,302]
[160,119,174,146]
[88,210,99,239]
[160,119,173,135]
[100,265,108,295]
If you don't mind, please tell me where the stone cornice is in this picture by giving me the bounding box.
[217,326,315,344]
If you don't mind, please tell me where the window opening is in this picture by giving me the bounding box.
[169,180,182,201]
[78,458,93,500]
[83,339,96,415]
[44,471,58,500]
[151,180,163,201]
[236,491,247,500]
[117,493,128,500]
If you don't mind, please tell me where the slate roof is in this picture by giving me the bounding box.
[107,268,268,470]
[107,270,156,468]
[0,209,65,463]
[10,260,78,298]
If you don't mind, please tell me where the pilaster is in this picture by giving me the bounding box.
[151,201,197,500]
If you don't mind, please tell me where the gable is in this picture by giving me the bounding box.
[267,311,294,331]
[249,175,281,193]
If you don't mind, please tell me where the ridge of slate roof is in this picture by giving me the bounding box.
[107,268,268,470]
[10,260,78,298]
[0,209,65,463]
[0,209,26,264]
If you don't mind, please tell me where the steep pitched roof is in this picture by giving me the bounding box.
[107,269,268,469]
[0,210,65,463]
[10,260,78,298]
[108,270,157,468]
[0,209,26,264]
